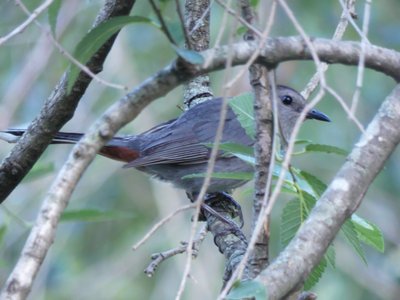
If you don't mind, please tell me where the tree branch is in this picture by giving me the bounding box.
[183,0,213,107]
[2,36,400,298]
[0,0,136,204]
[255,84,400,299]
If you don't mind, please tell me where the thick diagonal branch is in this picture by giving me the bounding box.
[0,0,136,204]
[256,84,400,299]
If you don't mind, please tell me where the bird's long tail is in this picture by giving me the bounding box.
[0,129,139,163]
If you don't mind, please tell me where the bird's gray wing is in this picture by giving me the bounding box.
[123,139,210,168]
[123,98,249,168]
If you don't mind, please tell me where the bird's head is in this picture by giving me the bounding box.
[276,85,330,144]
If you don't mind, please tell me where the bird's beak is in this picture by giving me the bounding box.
[306,109,331,122]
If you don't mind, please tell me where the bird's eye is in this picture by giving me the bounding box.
[282,95,293,105]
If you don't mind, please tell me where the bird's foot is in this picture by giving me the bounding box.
[186,192,244,228]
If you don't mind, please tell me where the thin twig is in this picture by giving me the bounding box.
[215,0,263,38]
[189,1,214,35]
[149,0,176,45]
[225,2,277,88]
[0,0,54,46]
[325,85,365,133]
[14,0,128,91]
[351,0,371,113]
[339,0,370,43]
[144,225,208,277]
[277,0,326,89]
[302,0,356,99]
[132,204,196,250]
[175,0,192,49]
[176,7,239,299]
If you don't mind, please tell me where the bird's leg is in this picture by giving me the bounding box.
[186,192,244,228]
[206,192,244,228]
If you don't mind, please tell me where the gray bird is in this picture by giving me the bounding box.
[1,85,330,196]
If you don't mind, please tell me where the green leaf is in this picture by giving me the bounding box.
[48,0,62,36]
[325,245,336,268]
[172,45,204,64]
[217,143,254,157]
[227,280,268,300]
[280,194,317,247]
[341,220,367,264]
[304,256,327,290]
[305,144,348,156]
[295,139,312,145]
[281,191,316,247]
[299,170,327,197]
[281,195,330,289]
[24,162,55,182]
[68,16,158,93]
[229,93,255,139]
[351,215,385,252]
[0,225,7,245]
[182,172,253,181]
[213,142,255,165]
[250,0,260,7]
[280,199,302,247]
[61,209,134,223]
[236,26,247,36]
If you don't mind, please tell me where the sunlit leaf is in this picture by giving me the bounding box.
[351,215,385,252]
[61,209,134,222]
[229,93,255,139]
[227,280,268,300]
[68,16,158,93]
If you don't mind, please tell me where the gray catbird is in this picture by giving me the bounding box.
[2,85,330,195]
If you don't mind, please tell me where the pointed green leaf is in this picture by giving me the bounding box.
[299,170,327,197]
[295,139,312,145]
[68,16,159,93]
[304,256,327,290]
[61,209,134,222]
[281,195,331,289]
[351,215,384,252]
[341,220,367,264]
[229,93,255,139]
[172,46,204,64]
[305,144,348,156]
[281,199,302,247]
[326,245,336,268]
[48,0,62,36]
[227,280,268,300]
[217,142,255,165]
